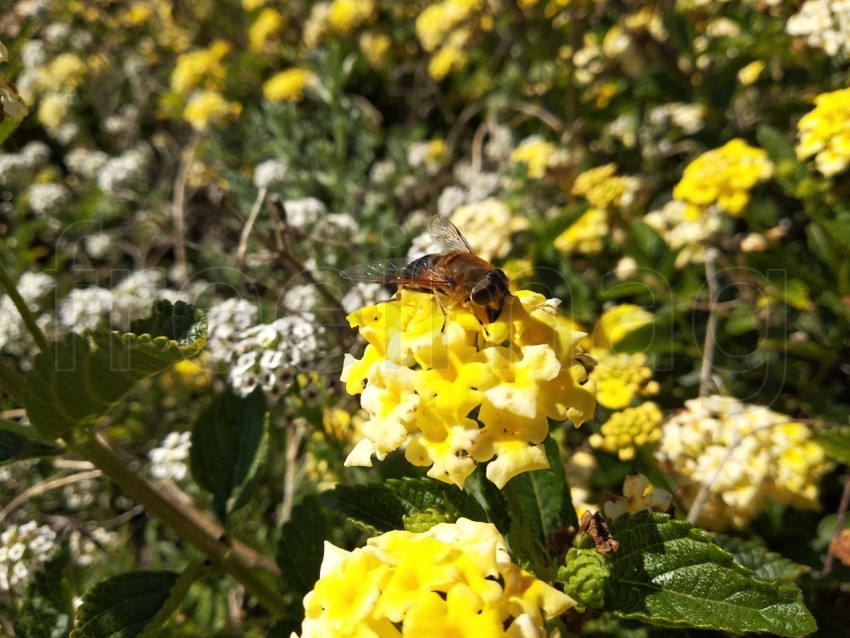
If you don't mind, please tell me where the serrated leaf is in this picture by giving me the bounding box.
[70,571,179,638]
[23,301,207,439]
[278,496,326,597]
[189,387,268,522]
[812,426,850,465]
[713,535,809,582]
[385,477,489,524]
[318,484,408,533]
[14,545,73,638]
[506,435,577,561]
[606,511,816,637]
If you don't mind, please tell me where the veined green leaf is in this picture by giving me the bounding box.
[70,571,179,638]
[23,301,207,439]
[278,496,327,598]
[713,534,810,582]
[189,387,268,522]
[604,511,816,636]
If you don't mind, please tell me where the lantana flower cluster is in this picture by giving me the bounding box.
[294,518,575,638]
[342,290,597,488]
[672,138,774,218]
[795,87,850,177]
[589,401,664,461]
[587,304,659,410]
[656,395,832,530]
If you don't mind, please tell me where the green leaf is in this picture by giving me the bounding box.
[386,477,489,523]
[464,471,511,535]
[189,387,268,522]
[756,125,798,165]
[812,426,850,465]
[278,496,327,598]
[14,545,73,638]
[318,484,409,533]
[818,213,850,254]
[0,428,58,463]
[506,435,577,561]
[713,535,810,582]
[605,511,816,636]
[23,301,207,439]
[70,571,179,638]
[767,278,814,311]
[129,299,207,346]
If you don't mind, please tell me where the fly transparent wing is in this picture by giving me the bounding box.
[339,257,412,283]
[429,216,474,253]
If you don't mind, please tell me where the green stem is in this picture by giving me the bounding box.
[0,261,48,353]
[66,429,286,617]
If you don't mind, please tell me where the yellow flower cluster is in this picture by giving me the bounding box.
[342,290,597,488]
[672,139,773,217]
[416,0,483,80]
[183,90,242,131]
[554,208,608,255]
[589,401,663,461]
[509,136,558,179]
[587,305,658,410]
[602,474,673,519]
[171,41,230,94]
[295,518,576,637]
[571,163,637,209]
[796,87,850,177]
[328,0,376,33]
[656,395,832,530]
[263,68,316,103]
[248,8,286,52]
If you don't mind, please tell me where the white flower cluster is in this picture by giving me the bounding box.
[0,272,55,357]
[656,395,832,529]
[205,298,259,353]
[787,0,850,57]
[644,199,731,268]
[253,158,289,190]
[96,143,153,195]
[219,314,324,399]
[0,521,57,593]
[148,431,192,482]
[56,269,166,333]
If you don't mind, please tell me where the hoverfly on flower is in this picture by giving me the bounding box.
[340,216,511,323]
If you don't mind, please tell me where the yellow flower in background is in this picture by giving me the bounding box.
[416,0,482,52]
[588,305,657,410]
[182,90,242,130]
[41,53,87,91]
[263,68,315,102]
[427,29,472,80]
[656,395,832,530]
[602,474,673,519]
[553,207,608,255]
[737,60,765,86]
[509,135,557,179]
[796,87,850,177]
[248,8,285,52]
[359,32,391,68]
[171,40,230,94]
[643,199,731,268]
[571,163,638,209]
[36,92,71,133]
[589,401,663,460]
[295,518,576,638]
[328,0,375,33]
[672,138,773,217]
[342,289,596,489]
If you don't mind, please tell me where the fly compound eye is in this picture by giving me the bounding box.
[470,277,495,304]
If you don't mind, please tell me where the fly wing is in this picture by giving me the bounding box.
[429,216,475,253]
[339,257,413,283]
